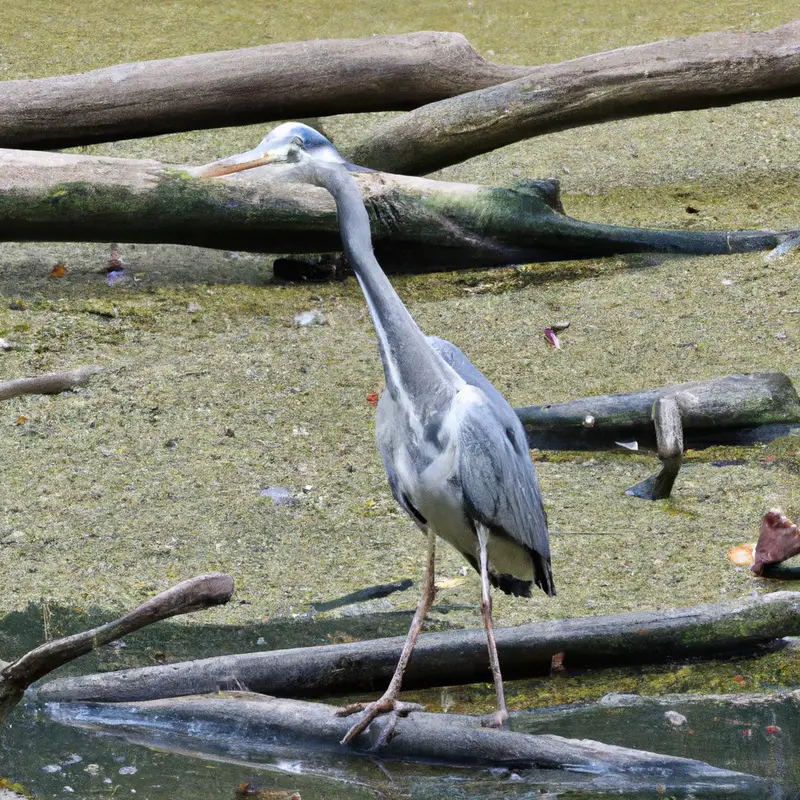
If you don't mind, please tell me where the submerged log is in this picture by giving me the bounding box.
[0,366,100,401]
[0,33,531,151]
[44,692,772,793]
[0,149,795,271]
[37,591,800,704]
[351,20,800,174]
[517,373,800,449]
[0,574,233,723]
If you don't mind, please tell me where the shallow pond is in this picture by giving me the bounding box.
[1,0,799,795]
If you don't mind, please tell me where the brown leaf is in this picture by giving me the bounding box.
[752,509,800,575]
[366,392,379,407]
[50,263,67,278]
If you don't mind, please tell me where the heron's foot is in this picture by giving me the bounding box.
[337,696,424,748]
[480,708,509,729]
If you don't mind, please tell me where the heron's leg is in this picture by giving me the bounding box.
[337,529,437,747]
[477,524,508,728]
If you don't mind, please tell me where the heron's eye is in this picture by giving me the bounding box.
[291,135,304,148]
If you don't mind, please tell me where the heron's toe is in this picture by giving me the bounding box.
[480,708,509,729]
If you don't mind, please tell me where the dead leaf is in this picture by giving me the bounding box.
[50,263,67,278]
[16,415,28,425]
[436,576,465,590]
[366,392,379,407]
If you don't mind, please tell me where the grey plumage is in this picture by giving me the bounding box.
[202,124,554,740]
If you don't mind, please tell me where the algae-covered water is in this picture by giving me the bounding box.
[1,0,799,796]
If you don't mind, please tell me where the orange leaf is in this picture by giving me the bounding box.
[728,543,755,566]
[732,674,746,686]
[366,392,379,407]
[16,415,27,425]
[50,263,67,278]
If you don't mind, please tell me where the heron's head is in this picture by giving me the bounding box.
[194,123,350,178]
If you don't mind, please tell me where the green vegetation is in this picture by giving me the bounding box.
[0,0,797,712]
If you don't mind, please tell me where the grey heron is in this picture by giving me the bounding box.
[198,124,555,746]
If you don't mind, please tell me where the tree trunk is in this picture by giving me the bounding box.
[350,21,800,174]
[0,149,793,272]
[37,591,800,705]
[0,574,233,723]
[44,692,772,793]
[0,33,530,150]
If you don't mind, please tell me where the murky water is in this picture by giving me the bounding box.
[1,0,799,795]
[2,604,800,798]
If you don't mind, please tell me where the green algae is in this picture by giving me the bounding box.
[401,646,800,716]
[0,0,797,715]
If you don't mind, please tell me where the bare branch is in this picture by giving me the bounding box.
[0,574,234,722]
[0,32,529,150]
[0,366,101,402]
[37,591,800,705]
[0,148,794,272]
[351,20,800,174]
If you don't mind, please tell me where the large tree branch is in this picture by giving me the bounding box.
[0,149,794,272]
[0,32,530,150]
[0,574,233,723]
[37,591,800,704]
[350,20,800,174]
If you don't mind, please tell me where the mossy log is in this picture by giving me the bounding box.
[0,149,795,271]
[45,692,772,793]
[351,20,800,174]
[517,373,800,448]
[0,32,531,150]
[37,591,800,705]
[0,574,233,724]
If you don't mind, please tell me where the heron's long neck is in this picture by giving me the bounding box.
[313,164,455,406]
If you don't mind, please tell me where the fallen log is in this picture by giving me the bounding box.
[0,32,530,151]
[37,591,800,704]
[517,373,800,449]
[0,574,233,723]
[0,149,795,271]
[45,692,772,794]
[351,20,800,174]
[0,366,100,401]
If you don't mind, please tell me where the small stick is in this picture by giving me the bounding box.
[0,366,101,401]
[0,573,234,723]
[626,393,684,500]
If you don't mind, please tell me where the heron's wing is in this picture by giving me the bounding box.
[455,389,555,596]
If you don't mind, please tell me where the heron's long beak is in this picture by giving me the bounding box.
[194,138,301,178]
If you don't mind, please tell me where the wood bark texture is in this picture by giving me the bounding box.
[625,394,685,500]
[517,373,800,437]
[0,149,794,271]
[350,21,800,174]
[44,691,771,792]
[0,574,233,723]
[0,32,529,150]
[37,591,800,704]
